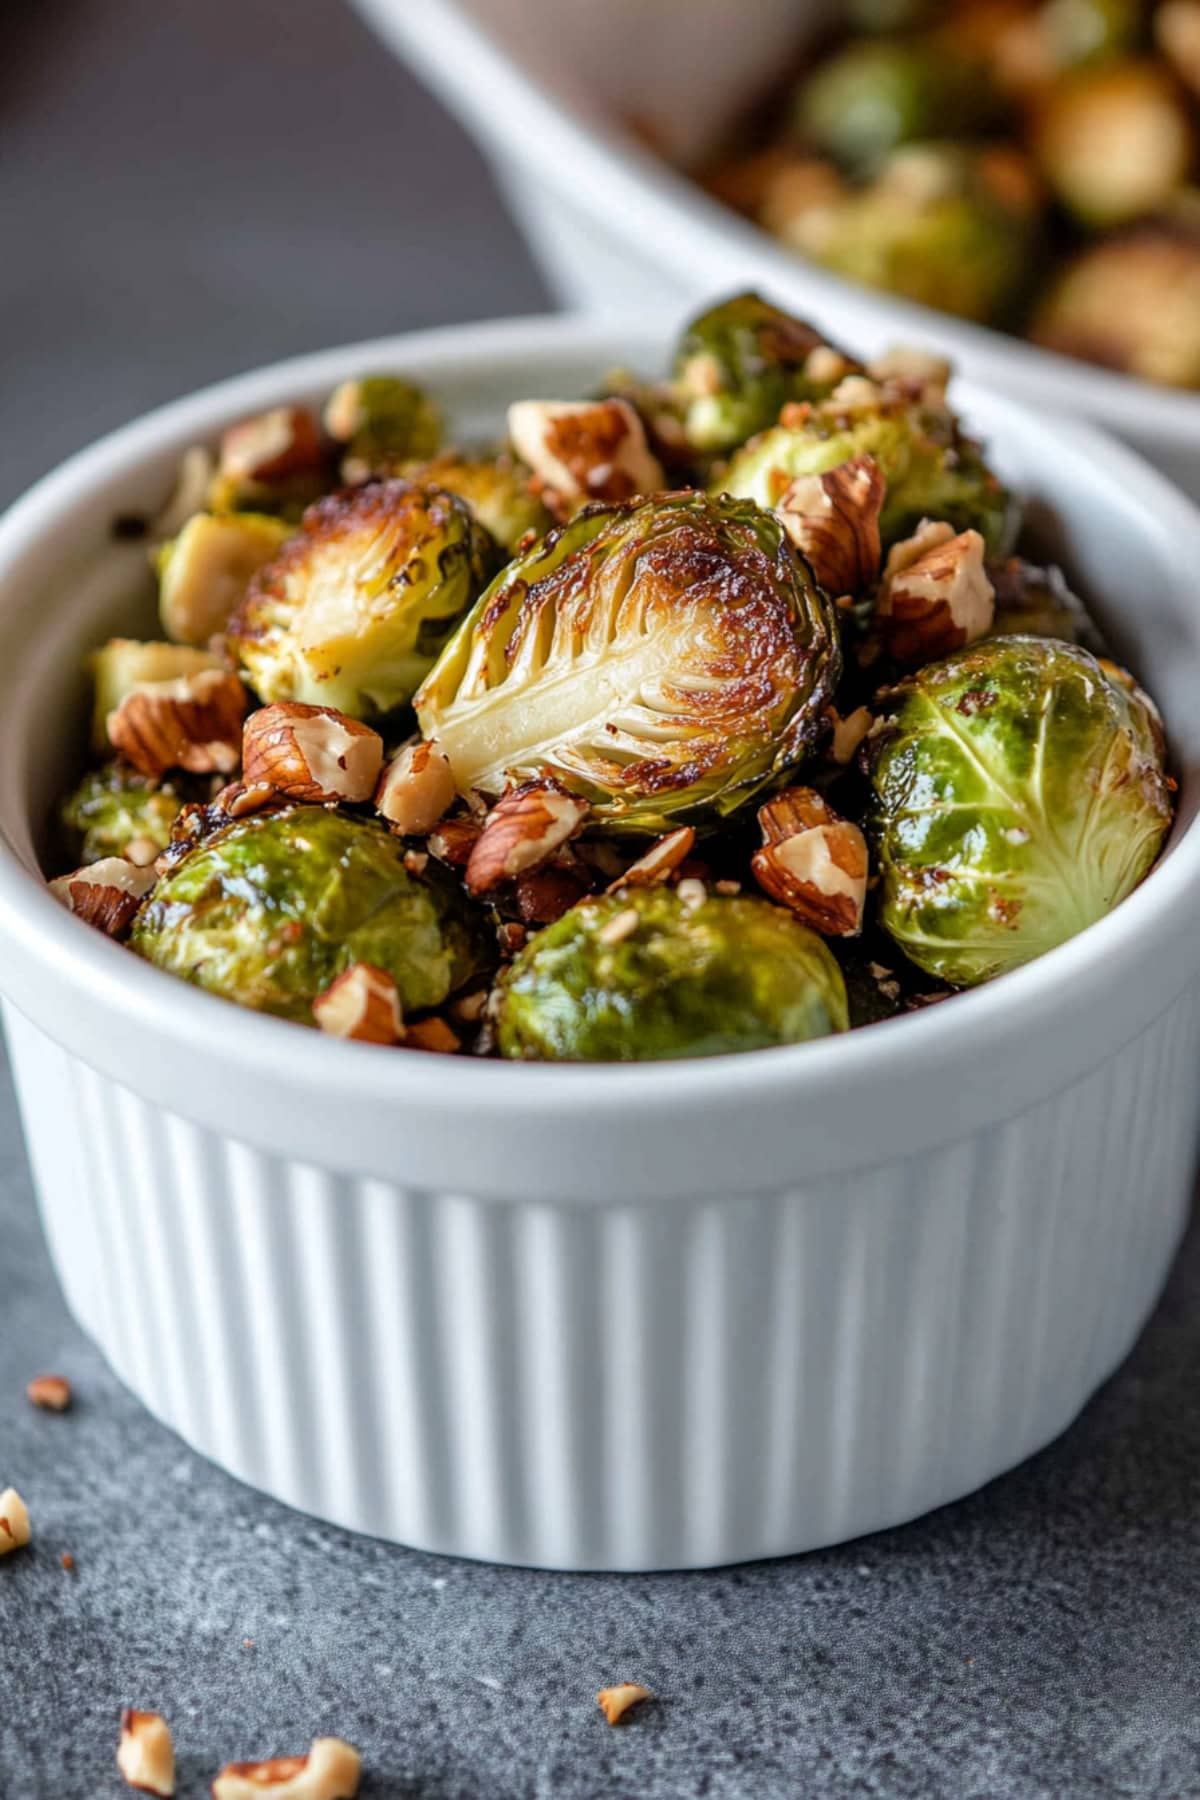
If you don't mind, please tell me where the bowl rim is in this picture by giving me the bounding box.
[357,0,1200,451]
[0,312,1199,1194]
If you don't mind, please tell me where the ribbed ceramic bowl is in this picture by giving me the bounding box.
[1,315,1199,1571]
[358,0,1200,498]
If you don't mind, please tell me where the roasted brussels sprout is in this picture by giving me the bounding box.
[672,293,857,457]
[987,557,1106,651]
[718,374,1015,554]
[61,762,186,866]
[1032,61,1195,227]
[781,143,1040,325]
[156,511,292,647]
[415,490,841,833]
[132,806,491,1023]
[401,449,552,553]
[792,39,994,172]
[229,479,497,719]
[496,884,848,1061]
[867,635,1173,987]
[1030,225,1200,387]
[324,375,442,480]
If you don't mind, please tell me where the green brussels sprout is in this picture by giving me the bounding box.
[496,885,848,1061]
[718,373,1015,554]
[155,511,292,647]
[792,40,994,172]
[131,806,491,1023]
[1030,225,1200,388]
[61,762,186,865]
[987,557,1106,652]
[324,375,442,479]
[1033,61,1194,227]
[783,143,1040,325]
[229,479,498,719]
[401,449,553,553]
[867,635,1173,988]
[672,292,858,457]
[415,490,841,834]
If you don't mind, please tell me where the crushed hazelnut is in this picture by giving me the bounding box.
[465,783,588,895]
[753,787,868,937]
[312,965,403,1045]
[403,1017,461,1054]
[597,1683,652,1726]
[675,878,708,909]
[211,1738,360,1800]
[107,668,247,777]
[609,826,695,892]
[117,1709,175,1797]
[777,454,884,597]
[507,398,665,511]
[215,780,280,820]
[50,858,158,937]
[867,345,952,403]
[827,705,874,765]
[376,739,457,835]
[26,1373,71,1412]
[219,407,322,485]
[0,1487,30,1553]
[878,524,995,666]
[803,344,856,385]
[242,703,383,804]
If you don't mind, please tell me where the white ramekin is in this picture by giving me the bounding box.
[1,315,1199,1571]
[359,0,1200,499]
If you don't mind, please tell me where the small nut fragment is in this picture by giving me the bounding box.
[597,1683,652,1726]
[827,705,874,765]
[597,906,640,946]
[403,1017,461,1054]
[108,667,247,777]
[757,786,836,845]
[866,345,952,403]
[117,1709,175,1797]
[428,816,482,867]
[211,1739,361,1800]
[0,1487,31,1553]
[26,1374,71,1412]
[777,454,884,597]
[243,703,383,804]
[50,858,158,936]
[675,877,708,910]
[752,788,868,938]
[877,524,995,667]
[312,965,403,1045]
[219,407,323,485]
[465,784,588,895]
[803,344,856,385]
[507,398,665,511]
[215,780,280,820]
[376,739,457,835]
[608,826,695,892]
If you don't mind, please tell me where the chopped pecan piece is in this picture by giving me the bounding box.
[376,739,457,835]
[403,1017,461,1054]
[211,1736,361,1800]
[753,786,868,936]
[0,1488,31,1554]
[877,523,995,667]
[26,1373,71,1412]
[312,965,403,1045]
[596,1683,653,1726]
[608,826,695,892]
[219,407,323,486]
[242,703,382,804]
[117,1709,175,1797]
[465,784,588,895]
[50,858,157,936]
[507,398,665,512]
[107,668,247,777]
[777,454,884,597]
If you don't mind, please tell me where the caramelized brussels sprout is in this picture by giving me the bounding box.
[132,806,491,1023]
[415,490,841,834]
[867,636,1173,987]
[1031,225,1200,387]
[401,449,553,553]
[987,557,1106,651]
[672,293,857,457]
[229,479,497,719]
[1032,61,1194,227]
[61,762,186,866]
[496,885,848,1061]
[323,375,442,479]
[718,374,1015,554]
[792,39,994,172]
[156,511,291,646]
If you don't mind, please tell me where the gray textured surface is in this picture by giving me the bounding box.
[3,2,1200,1796]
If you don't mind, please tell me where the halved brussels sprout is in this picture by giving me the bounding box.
[672,293,857,457]
[987,557,1106,652]
[415,490,842,834]
[1032,60,1194,227]
[718,374,1015,554]
[496,884,848,1061]
[867,635,1173,987]
[61,762,186,866]
[1030,225,1200,388]
[156,511,292,647]
[229,479,498,719]
[324,375,442,480]
[132,806,491,1022]
[792,39,995,172]
[401,450,553,553]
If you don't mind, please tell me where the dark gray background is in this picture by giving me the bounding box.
[3,4,1200,1796]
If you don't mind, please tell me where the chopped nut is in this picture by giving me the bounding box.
[376,739,457,835]
[777,455,884,597]
[211,1738,360,1800]
[465,784,588,895]
[312,965,403,1045]
[757,786,837,846]
[61,1551,74,1571]
[241,702,382,804]
[108,667,247,777]
[117,1709,175,1797]
[597,1683,652,1726]
[507,398,665,511]
[675,877,708,909]
[828,374,884,417]
[753,790,869,937]
[449,989,489,1023]
[866,345,952,403]
[402,849,429,876]
[403,1017,461,1054]
[497,922,527,956]
[609,826,695,892]
[512,864,589,924]
[427,816,482,867]
[827,705,874,765]
[713,879,742,896]
[50,858,157,936]
[804,344,856,385]
[26,1374,71,1412]
[124,835,161,868]
[0,1487,30,1553]
[597,906,641,946]
[215,780,280,820]
[219,407,323,486]
[878,525,995,667]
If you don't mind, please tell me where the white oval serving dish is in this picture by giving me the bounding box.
[357,0,1200,499]
[1,314,1199,1571]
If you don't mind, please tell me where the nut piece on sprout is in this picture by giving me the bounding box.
[752,787,869,937]
[877,522,995,666]
[116,1710,175,1797]
[596,1683,653,1726]
[242,703,383,804]
[464,783,589,895]
[50,858,158,937]
[312,963,404,1045]
[230,479,497,719]
[416,490,841,836]
[156,511,291,647]
[26,1373,72,1411]
[107,668,248,778]
[209,406,327,516]
[0,1487,31,1553]
[89,639,226,754]
[211,1736,361,1800]
[376,739,458,836]
[776,453,885,596]
[609,825,696,891]
[507,398,666,513]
